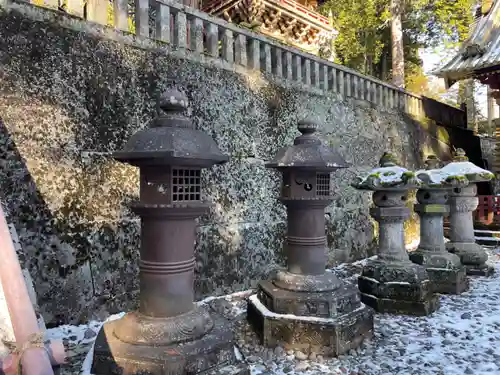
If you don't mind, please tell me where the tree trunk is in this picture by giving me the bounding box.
[391,0,404,87]
[458,79,477,133]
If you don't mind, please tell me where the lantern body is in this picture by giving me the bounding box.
[443,149,495,276]
[409,155,469,294]
[91,90,249,375]
[353,153,440,315]
[247,119,374,356]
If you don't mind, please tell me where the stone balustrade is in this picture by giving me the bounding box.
[10,0,427,117]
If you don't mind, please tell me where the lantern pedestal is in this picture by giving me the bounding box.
[92,309,248,375]
[91,89,249,375]
[358,260,440,315]
[446,186,494,276]
[440,149,495,277]
[353,162,441,317]
[446,242,494,276]
[247,282,373,356]
[408,179,469,294]
[247,120,374,356]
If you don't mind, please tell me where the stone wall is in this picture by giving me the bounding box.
[0,4,452,325]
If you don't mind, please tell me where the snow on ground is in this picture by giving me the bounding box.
[48,247,500,375]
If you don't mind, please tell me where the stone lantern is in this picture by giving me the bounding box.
[353,152,440,315]
[91,89,249,375]
[410,155,469,294]
[442,148,495,276]
[247,119,374,357]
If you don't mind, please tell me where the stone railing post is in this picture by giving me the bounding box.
[353,152,440,315]
[247,118,374,357]
[410,155,469,294]
[443,149,495,276]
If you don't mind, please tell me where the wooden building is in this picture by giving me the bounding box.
[434,0,500,172]
[200,0,337,57]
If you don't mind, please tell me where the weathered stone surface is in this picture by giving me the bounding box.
[358,260,440,315]
[447,184,494,276]
[258,280,361,317]
[92,310,249,375]
[409,164,470,295]
[247,294,374,356]
[0,5,453,324]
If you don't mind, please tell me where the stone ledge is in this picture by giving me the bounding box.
[246,294,374,356]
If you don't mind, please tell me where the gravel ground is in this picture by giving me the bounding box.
[47,247,500,375]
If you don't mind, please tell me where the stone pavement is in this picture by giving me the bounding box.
[47,247,500,375]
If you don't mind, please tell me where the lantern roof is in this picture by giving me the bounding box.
[416,155,469,189]
[352,152,420,191]
[113,89,228,168]
[437,149,495,184]
[265,118,348,171]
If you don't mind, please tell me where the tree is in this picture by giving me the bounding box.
[319,0,476,88]
[391,0,404,87]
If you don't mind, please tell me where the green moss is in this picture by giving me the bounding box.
[368,172,381,178]
[401,171,416,182]
[479,172,495,180]
[383,171,396,176]
[445,175,467,183]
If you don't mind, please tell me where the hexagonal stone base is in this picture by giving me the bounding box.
[258,280,361,317]
[426,267,469,294]
[465,264,495,276]
[92,314,249,375]
[247,294,374,356]
[358,261,440,316]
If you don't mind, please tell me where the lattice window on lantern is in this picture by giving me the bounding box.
[316,173,331,196]
[172,168,201,202]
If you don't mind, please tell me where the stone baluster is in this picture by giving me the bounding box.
[338,70,344,96]
[312,61,320,88]
[135,0,149,37]
[322,65,329,91]
[222,29,234,63]
[235,34,247,66]
[263,44,272,73]
[284,51,293,80]
[175,12,188,49]
[249,39,260,70]
[191,18,204,53]
[155,2,171,43]
[303,59,311,85]
[294,55,302,82]
[273,48,283,78]
[206,23,219,57]
[114,0,128,30]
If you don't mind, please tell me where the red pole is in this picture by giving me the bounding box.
[0,203,57,375]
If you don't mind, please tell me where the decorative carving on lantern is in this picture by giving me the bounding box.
[247,118,374,356]
[353,152,440,315]
[410,155,469,294]
[443,148,495,276]
[91,89,249,375]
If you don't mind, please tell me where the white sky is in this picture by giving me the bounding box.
[420,47,489,118]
